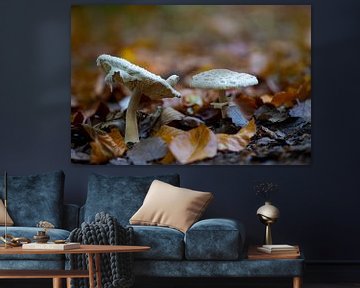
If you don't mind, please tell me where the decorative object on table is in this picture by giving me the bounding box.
[248,245,300,260]
[33,230,50,243]
[33,220,55,243]
[69,212,134,288]
[254,181,280,245]
[22,242,80,250]
[0,234,31,247]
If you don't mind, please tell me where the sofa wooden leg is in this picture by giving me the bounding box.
[66,277,72,288]
[293,276,302,288]
[53,277,62,288]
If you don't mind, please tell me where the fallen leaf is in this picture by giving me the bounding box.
[81,101,110,124]
[154,125,185,164]
[227,104,248,127]
[127,137,167,165]
[160,107,185,125]
[289,99,311,122]
[181,116,204,128]
[232,93,259,119]
[83,126,127,164]
[71,149,90,163]
[169,124,217,164]
[254,105,288,123]
[139,108,162,138]
[71,111,85,125]
[216,119,256,152]
[260,94,273,104]
[271,90,297,108]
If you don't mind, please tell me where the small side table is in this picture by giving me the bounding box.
[247,245,303,288]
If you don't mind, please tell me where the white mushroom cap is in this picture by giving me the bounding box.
[190,69,258,90]
[97,54,181,99]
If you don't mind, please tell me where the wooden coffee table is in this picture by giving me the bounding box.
[0,244,150,288]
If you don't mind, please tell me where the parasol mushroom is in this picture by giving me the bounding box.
[97,54,181,144]
[190,69,258,119]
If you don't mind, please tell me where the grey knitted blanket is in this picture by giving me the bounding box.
[68,212,134,288]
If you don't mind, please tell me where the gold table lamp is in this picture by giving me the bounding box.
[257,201,280,245]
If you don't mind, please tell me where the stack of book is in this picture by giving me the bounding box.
[248,244,300,259]
[22,242,80,250]
[257,244,299,254]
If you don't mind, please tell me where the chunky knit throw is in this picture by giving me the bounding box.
[68,212,134,288]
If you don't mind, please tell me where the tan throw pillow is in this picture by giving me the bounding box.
[0,200,14,226]
[130,180,213,233]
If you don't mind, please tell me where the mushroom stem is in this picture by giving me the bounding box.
[218,90,228,118]
[125,87,142,144]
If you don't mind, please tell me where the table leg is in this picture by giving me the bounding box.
[52,278,62,288]
[66,277,72,288]
[88,253,95,288]
[293,276,302,288]
[95,253,102,288]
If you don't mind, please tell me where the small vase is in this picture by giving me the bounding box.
[33,231,50,243]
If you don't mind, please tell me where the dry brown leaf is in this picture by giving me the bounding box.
[271,90,297,108]
[83,126,127,164]
[160,107,185,125]
[216,119,257,152]
[169,124,217,164]
[154,125,185,143]
[154,125,185,164]
[233,93,259,119]
[260,94,273,104]
[271,78,311,108]
[127,137,167,165]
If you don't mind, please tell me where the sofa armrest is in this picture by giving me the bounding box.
[63,204,80,231]
[184,218,245,260]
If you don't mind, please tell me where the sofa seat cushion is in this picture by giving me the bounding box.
[185,218,245,260]
[130,225,184,260]
[84,174,180,226]
[0,227,70,261]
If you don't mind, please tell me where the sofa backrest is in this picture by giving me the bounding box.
[81,174,180,226]
[0,170,64,228]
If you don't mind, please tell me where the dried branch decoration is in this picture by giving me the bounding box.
[254,181,279,201]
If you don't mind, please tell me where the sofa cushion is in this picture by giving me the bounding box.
[184,218,244,260]
[130,180,213,233]
[0,199,14,226]
[130,225,184,260]
[0,171,64,227]
[0,227,69,261]
[84,174,180,225]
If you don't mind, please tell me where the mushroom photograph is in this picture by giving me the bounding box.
[71,5,311,165]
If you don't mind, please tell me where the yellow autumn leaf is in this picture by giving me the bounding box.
[216,119,256,152]
[169,124,217,164]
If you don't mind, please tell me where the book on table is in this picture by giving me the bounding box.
[257,244,299,254]
[22,242,80,250]
[248,245,300,260]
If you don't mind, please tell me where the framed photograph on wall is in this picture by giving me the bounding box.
[71,5,311,165]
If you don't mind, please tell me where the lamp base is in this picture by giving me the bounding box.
[265,223,272,245]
